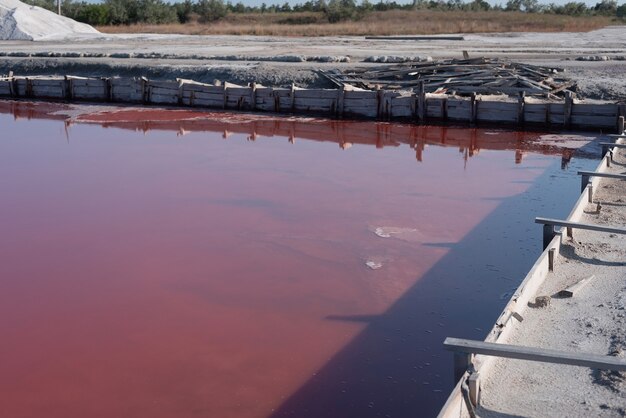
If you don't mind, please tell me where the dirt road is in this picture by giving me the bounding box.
[1,26,625,99]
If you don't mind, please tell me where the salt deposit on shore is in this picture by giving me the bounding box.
[478,144,626,417]
[0,0,98,41]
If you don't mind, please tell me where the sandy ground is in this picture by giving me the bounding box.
[0,26,626,99]
[478,144,626,417]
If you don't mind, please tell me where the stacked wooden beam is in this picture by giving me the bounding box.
[321,57,576,99]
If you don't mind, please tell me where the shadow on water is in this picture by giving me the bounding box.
[270,157,593,418]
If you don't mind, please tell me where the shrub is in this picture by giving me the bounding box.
[196,0,228,22]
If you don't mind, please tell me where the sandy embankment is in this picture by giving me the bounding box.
[478,143,626,417]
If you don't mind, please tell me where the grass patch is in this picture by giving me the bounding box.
[97,10,618,36]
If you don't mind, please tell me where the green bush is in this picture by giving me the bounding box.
[196,0,228,22]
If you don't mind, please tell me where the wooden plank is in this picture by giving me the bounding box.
[535,217,626,235]
[226,87,252,96]
[72,86,107,95]
[147,80,180,90]
[477,109,517,122]
[294,89,340,99]
[571,103,617,116]
[571,115,618,128]
[21,79,65,87]
[226,96,252,109]
[443,338,626,371]
[69,79,107,88]
[182,84,224,94]
[293,98,335,107]
[148,93,179,104]
[183,97,223,108]
[344,90,377,100]
[110,78,142,87]
[477,102,518,111]
[181,91,224,101]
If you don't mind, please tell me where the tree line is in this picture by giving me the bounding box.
[24,0,626,26]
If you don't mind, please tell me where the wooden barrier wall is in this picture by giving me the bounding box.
[1,75,624,132]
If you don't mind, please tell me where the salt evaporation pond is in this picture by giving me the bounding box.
[0,101,599,418]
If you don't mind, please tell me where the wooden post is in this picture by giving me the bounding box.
[290,83,295,113]
[470,93,477,125]
[618,115,625,135]
[453,352,472,383]
[25,78,32,98]
[63,76,71,101]
[250,82,257,111]
[566,227,573,239]
[105,77,112,102]
[543,224,555,250]
[141,77,148,104]
[417,82,425,122]
[517,91,525,125]
[564,92,573,129]
[337,85,345,118]
[177,79,184,105]
[580,173,590,193]
[222,83,227,110]
[606,155,611,168]
[272,89,280,113]
[587,184,593,203]
[548,248,555,272]
[441,98,448,122]
[8,73,15,97]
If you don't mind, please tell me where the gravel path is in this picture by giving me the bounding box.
[1,26,625,99]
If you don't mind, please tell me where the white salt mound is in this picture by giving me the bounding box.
[0,0,99,41]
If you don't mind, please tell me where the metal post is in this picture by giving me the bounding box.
[587,184,593,203]
[602,143,609,157]
[580,173,590,193]
[543,224,555,250]
[453,352,473,383]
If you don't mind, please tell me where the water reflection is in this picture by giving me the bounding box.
[0,100,597,169]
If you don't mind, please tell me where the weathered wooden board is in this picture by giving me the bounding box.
[295,89,340,99]
[181,84,224,94]
[148,93,179,105]
[572,103,617,116]
[344,91,377,100]
[147,80,181,90]
[426,99,446,118]
[72,85,108,95]
[446,99,471,121]
[571,115,617,128]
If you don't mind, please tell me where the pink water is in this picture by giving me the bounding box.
[0,102,595,418]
